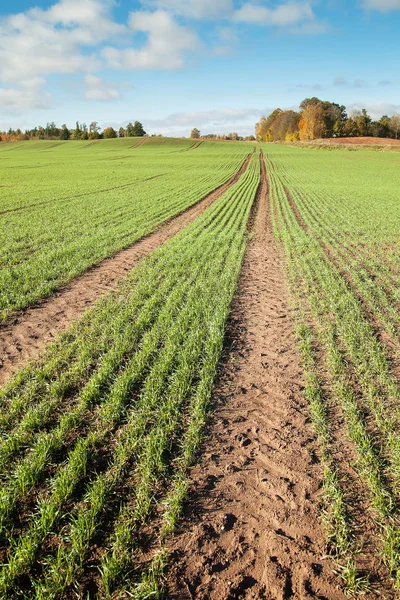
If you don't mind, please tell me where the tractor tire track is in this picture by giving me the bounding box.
[166,153,346,600]
[0,154,252,385]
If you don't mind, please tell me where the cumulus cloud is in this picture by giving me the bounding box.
[102,11,198,70]
[0,0,197,110]
[0,0,124,110]
[362,0,400,12]
[233,2,315,26]
[141,0,233,19]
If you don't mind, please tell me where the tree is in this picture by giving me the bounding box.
[89,121,100,140]
[118,127,126,138]
[371,115,390,138]
[390,115,400,139]
[60,124,71,140]
[103,126,117,139]
[299,103,326,140]
[342,116,359,137]
[299,97,322,111]
[74,121,82,140]
[255,109,283,141]
[132,121,146,137]
[125,122,135,137]
[352,109,371,136]
[81,124,88,139]
[44,122,59,137]
[269,110,300,141]
[190,128,200,139]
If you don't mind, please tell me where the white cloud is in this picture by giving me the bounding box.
[362,0,400,12]
[143,107,267,136]
[334,76,366,88]
[102,10,198,70]
[84,75,120,101]
[0,0,121,110]
[348,102,400,119]
[85,88,120,100]
[0,0,197,110]
[233,2,315,26]
[0,78,51,110]
[140,0,233,19]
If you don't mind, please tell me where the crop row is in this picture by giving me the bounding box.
[267,146,400,595]
[0,139,252,320]
[0,150,260,598]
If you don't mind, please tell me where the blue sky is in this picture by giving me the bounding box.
[1,0,400,136]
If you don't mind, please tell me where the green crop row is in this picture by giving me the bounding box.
[266,145,400,596]
[0,138,252,320]
[0,150,260,598]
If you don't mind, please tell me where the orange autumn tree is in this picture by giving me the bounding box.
[299,103,326,140]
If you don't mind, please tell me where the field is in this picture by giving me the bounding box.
[0,138,249,320]
[268,145,400,595]
[0,138,399,598]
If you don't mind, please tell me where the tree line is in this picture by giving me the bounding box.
[190,128,255,142]
[0,121,146,142]
[255,98,400,142]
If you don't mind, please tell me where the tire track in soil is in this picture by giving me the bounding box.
[166,153,346,600]
[0,154,252,385]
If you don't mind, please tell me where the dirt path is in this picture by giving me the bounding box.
[167,155,345,600]
[0,155,251,385]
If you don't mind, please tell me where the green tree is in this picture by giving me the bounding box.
[125,122,135,137]
[89,121,100,140]
[74,121,81,140]
[60,124,71,140]
[80,123,88,140]
[132,121,146,136]
[343,116,359,137]
[118,127,126,138]
[190,128,200,139]
[352,109,371,136]
[373,115,390,138]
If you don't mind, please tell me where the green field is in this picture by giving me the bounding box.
[268,144,400,593]
[1,138,400,597]
[0,140,259,598]
[0,138,250,320]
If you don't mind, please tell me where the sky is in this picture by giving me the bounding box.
[1,0,400,136]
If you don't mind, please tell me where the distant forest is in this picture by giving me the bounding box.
[255,97,400,142]
[0,121,146,142]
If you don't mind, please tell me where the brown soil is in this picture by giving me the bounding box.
[166,155,345,600]
[322,137,400,146]
[0,155,251,385]
[283,186,307,231]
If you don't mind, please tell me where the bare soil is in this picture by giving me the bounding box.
[166,155,346,600]
[321,137,400,146]
[0,155,251,385]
